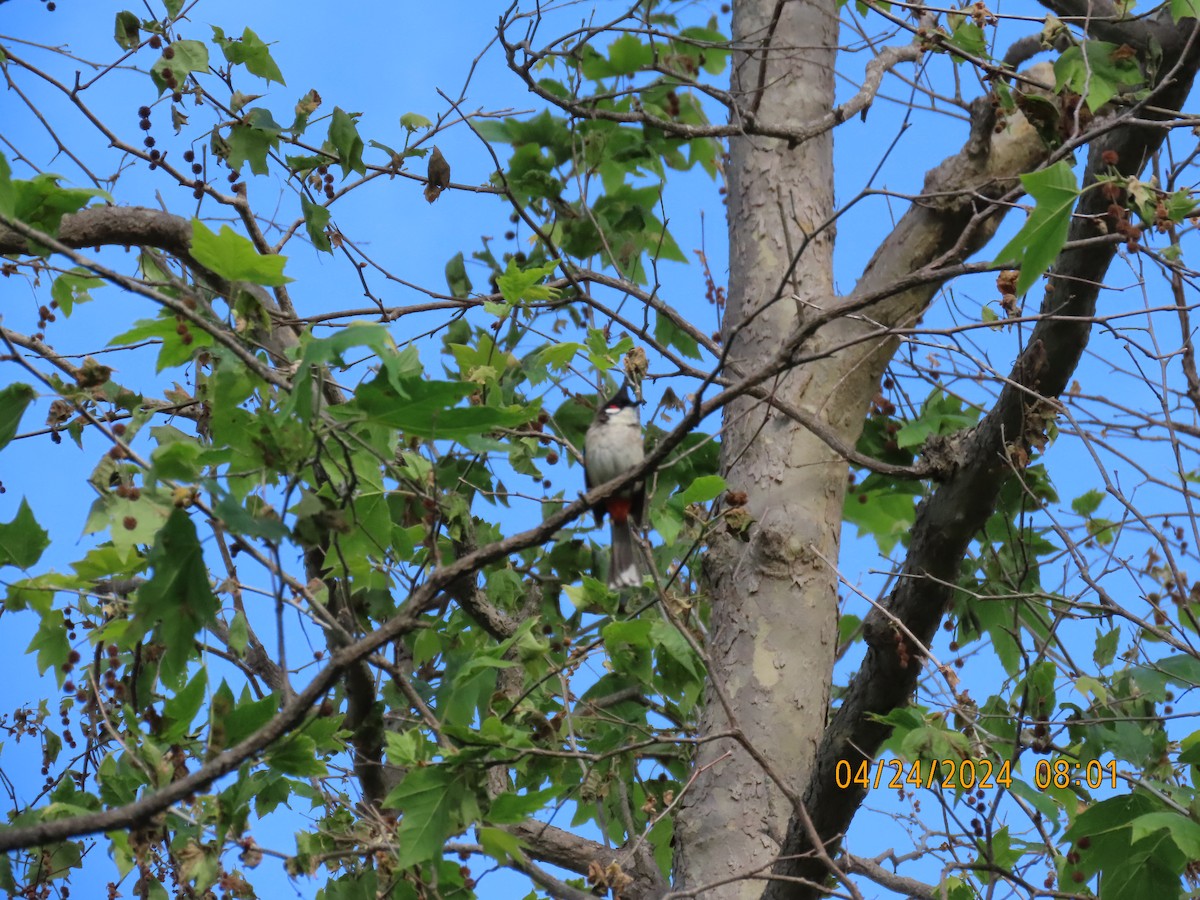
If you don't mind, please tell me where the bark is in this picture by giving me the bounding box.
[0,205,193,258]
[673,0,844,891]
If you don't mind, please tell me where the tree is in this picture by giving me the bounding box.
[3,0,1200,897]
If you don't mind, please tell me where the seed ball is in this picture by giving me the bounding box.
[182,150,195,162]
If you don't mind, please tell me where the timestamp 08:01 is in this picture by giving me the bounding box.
[1033,758,1118,790]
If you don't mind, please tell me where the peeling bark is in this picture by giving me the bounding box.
[673,0,843,891]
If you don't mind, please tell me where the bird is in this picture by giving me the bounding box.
[584,384,647,589]
[424,146,450,203]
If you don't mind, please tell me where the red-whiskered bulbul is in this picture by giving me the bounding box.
[584,384,647,589]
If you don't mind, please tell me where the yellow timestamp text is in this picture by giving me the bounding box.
[836,758,1012,791]
[1032,758,1118,790]
[835,757,1120,792]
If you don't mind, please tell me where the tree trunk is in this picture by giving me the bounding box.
[674,0,849,890]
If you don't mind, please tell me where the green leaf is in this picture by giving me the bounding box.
[534,341,584,374]
[1064,794,1186,900]
[328,107,365,177]
[680,26,729,75]
[8,174,109,251]
[161,668,207,742]
[655,311,702,359]
[445,251,472,298]
[51,268,105,316]
[1151,653,1200,688]
[212,26,285,85]
[1129,811,1200,857]
[1008,778,1062,825]
[946,21,987,61]
[225,106,283,175]
[265,733,327,776]
[149,430,204,482]
[352,374,534,439]
[0,153,14,216]
[226,117,280,176]
[477,826,524,862]
[150,39,209,94]
[1072,488,1104,516]
[384,766,478,867]
[0,498,50,569]
[0,382,35,450]
[651,619,704,681]
[1054,41,1144,111]
[228,610,250,656]
[838,614,862,647]
[300,194,332,252]
[487,787,558,823]
[286,154,328,175]
[134,508,219,685]
[495,258,560,306]
[1094,627,1120,667]
[992,161,1079,296]
[0,853,14,892]
[385,730,424,767]
[28,609,70,679]
[606,34,653,76]
[1173,0,1200,21]
[218,689,278,749]
[109,309,214,371]
[190,220,291,286]
[114,11,140,50]
[676,474,725,505]
[400,112,432,132]
[843,480,921,555]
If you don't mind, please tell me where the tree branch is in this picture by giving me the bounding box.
[506,819,670,899]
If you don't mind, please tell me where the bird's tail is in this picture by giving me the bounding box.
[609,518,644,589]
